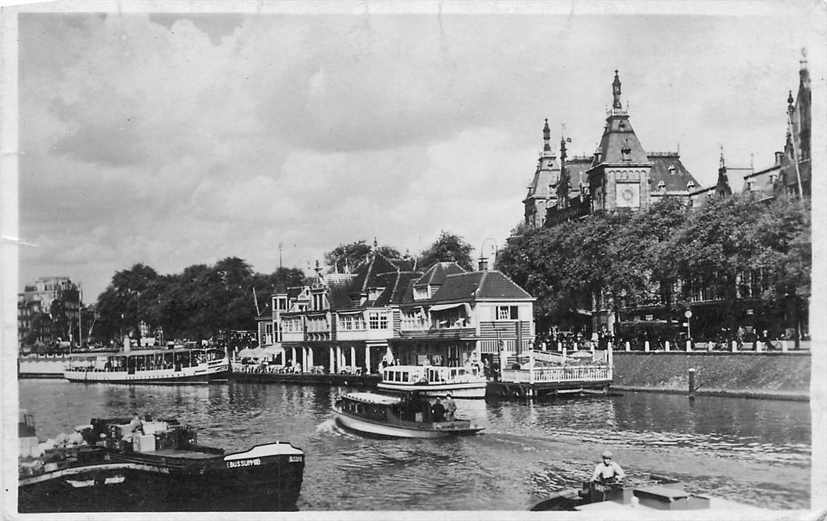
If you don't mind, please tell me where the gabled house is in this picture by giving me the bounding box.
[392,261,535,371]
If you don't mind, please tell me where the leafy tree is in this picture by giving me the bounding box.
[94,264,159,341]
[418,231,474,271]
[324,240,401,272]
[48,285,80,343]
[497,192,810,342]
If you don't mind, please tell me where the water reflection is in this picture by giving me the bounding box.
[19,380,810,510]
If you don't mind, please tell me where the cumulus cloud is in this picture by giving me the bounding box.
[17,9,813,298]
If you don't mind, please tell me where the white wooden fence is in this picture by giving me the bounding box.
[501,365,611,384]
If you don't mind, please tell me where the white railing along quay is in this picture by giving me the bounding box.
[501,365,611,384]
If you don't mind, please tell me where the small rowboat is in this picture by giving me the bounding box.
[333,391,484,438]
[531,477,771,513]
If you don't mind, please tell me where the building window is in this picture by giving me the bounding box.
[368,312,387,330]
[338,314,366,331]
[657,180,666,191]
[496,306,519,320]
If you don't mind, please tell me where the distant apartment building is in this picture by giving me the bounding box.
[18,276,79,345]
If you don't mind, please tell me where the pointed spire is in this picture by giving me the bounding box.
[715,146,732,198]
[557,132,570,208]
[612,70,622,110]
[799,49,811,91]
[542,118,551,152]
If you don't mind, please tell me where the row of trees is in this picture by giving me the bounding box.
[90,231,475,344]
[324,231,475,272]
[496,195,810,339]
[93,260,306,343]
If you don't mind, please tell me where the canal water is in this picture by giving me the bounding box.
[19,379,811,510]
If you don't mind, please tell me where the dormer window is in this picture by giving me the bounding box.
[668,165,677,175]
[687,180,696,190]
[657,180,666,191]
[413,287,429,301]
[621,138,631,161]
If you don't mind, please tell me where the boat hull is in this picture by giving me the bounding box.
[333,408,482,439]
[19,445,304,512]
[376,381,486,399]
[64,361,229,384]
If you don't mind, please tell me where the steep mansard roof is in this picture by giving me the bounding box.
[431,271,533,301]
[594,113,650,165]
[647,153,702,192]
[414,262,466,288]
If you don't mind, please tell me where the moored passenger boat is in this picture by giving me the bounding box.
[377,364,487,399]
[64,347,229,384]
[333,391,484,438]
[18,414,305,512]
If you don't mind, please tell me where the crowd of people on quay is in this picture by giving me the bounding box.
[535,325,808,352]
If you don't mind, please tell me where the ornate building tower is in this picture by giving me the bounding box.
[523,119,561,227]
[587,71,653,212]
[778,49,811,199]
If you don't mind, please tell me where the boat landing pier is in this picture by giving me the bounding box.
[488,349,613,399]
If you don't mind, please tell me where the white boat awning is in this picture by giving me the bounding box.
[429,303,469,313]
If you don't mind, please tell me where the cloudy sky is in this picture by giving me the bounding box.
[15,3,819,300]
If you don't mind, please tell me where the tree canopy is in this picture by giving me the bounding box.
[497,195,810,336]
[324,240,401,272]
[418,231,475,271]
[92,259,309,342]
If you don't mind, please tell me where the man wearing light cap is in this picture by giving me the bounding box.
[591,450,625,484]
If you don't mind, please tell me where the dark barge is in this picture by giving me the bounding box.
[18,415,304,512]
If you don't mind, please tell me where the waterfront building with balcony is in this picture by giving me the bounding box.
[391,259,536,372]
[268,252,422,375]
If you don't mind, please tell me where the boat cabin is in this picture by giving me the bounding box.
[381,364,482,384]
[69,348,225,374]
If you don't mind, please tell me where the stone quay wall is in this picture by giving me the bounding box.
[611,351,811,400]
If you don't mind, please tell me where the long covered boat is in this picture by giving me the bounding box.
[377,364,487,399]
[333,391,484,438]
[64,347,229,384]
[18,415,304,512]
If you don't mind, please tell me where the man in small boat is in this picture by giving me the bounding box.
[431,397,446,422]
[591,450,624,486]
[443,393,457,421]
[128,413,144,435]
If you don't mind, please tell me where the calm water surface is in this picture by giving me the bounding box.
[19,380,811,510]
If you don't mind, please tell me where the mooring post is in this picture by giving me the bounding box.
[664,340,670,352]
[625,341,631,352]
[644,340,650,352]
[731,340,738,352]
[688,367,696,400]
